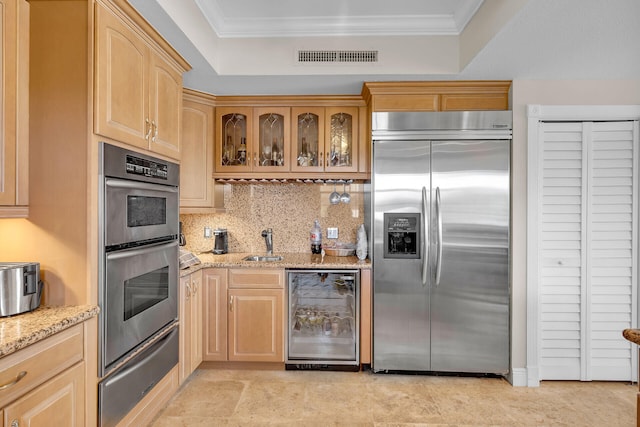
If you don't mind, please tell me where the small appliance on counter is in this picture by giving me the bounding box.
[0,262,43,317]
[213,228,228,254]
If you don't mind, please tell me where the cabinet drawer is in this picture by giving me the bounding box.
[228,268,284,289]
[0,324,83,408]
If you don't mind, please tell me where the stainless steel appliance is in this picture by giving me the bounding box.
[286,269,359,370]
[369,111,511,375]
[98,142,179,427]
[0,262,43,317]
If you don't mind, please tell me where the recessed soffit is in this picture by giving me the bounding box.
[193,0,485,38]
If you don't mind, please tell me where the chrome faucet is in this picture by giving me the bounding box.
[261,228,273,255]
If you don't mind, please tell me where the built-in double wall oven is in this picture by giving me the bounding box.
[98,142,180,427]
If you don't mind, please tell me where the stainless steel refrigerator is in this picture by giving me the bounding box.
[369,111,511,375]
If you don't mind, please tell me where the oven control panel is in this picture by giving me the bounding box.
[126,154,168,180]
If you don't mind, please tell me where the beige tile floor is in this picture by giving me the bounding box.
[151,368,637,426]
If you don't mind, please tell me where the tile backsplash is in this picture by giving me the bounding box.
[180,182,365,254]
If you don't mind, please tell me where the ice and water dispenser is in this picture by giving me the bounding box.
[383,213,420,259]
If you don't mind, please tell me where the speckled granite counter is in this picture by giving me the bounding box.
[180,252,370,277]
[623,329,640,345]
[0,305,99,358]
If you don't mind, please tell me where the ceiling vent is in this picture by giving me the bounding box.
[297,50,378,63]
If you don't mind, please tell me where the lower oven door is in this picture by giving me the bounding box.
[103,240,178,372]
[99,326,178,427]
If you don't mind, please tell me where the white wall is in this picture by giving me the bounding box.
[510,79,640,383]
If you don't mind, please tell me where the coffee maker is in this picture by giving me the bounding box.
[213,228,228,254]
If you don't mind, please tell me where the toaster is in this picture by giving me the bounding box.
[0,262,43,317]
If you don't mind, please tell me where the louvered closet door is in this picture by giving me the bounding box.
[539,120,638,381]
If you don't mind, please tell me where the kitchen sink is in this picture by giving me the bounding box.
[242,255,284,262]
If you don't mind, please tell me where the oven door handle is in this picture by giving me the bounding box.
[105,178,178,194]
[106,240,178,260]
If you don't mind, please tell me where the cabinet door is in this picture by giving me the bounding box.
[203,268,228,361]
[324,107,359,173]
[181,97,214,209]
[215,107,253,173]
[148,51,182,159]
[178,274,192,383]
[253,107,290,172]
[228,289,283,362]
[189,270,203,371]
[0,0,29,210]
[290,107,325,172]
[94,3,149,150]
[4,362,84,427]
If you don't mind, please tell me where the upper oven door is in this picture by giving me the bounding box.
[103,240,178,372]
[104,178,179,247]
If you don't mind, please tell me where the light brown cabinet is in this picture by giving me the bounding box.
[95,1,187,160]
[361,81,511,112]
[213,98,367,180]
[203,268,285,363]
[215,107,253,173]
[290,107,359,174]
[202,268,228,361]
[228,288,284,362]
[0,0,29,217]
[215,107,292,174]
[3,363,84,427]
[179,270,203,384]
[180,90,223,212]
[0,325,86,427]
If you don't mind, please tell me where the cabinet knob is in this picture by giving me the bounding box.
[319,152,323,167]
[191,280,198,295]
[229,295,234,312]
[185,282,192,300]
[11,420,19,427]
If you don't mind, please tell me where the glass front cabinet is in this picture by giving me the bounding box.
[215,105,360,176]
[254,107,290,172]
[215,107,253,173]
[291,106,359,173]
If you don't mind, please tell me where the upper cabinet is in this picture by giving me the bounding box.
[215,107,253,173]
[94,2,189,160]
[180,90,222,212]
[361,81,511,112]
[213,98,367,180]
[215,107,292,174]
[0,0,29,217]
[290,107,358,174]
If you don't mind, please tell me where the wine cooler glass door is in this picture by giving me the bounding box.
[287,270,359,365]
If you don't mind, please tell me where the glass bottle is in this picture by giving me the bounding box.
[237,137,247,165]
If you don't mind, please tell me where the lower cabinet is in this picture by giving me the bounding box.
[179,269,203,384]
[203,268,285,363]
[0,324,86,427]
[228,288,284,362]
[202,268,228,361]
[4,362,84,427]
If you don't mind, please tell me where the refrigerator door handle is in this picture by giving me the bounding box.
[435,186,443,286]
[421,186,429,287]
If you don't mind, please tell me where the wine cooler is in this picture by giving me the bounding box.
[286,269,360,370]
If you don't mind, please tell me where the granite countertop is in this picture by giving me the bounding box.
[0,305,100,358]
[623,329,640,345]
[180,251,370,276]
